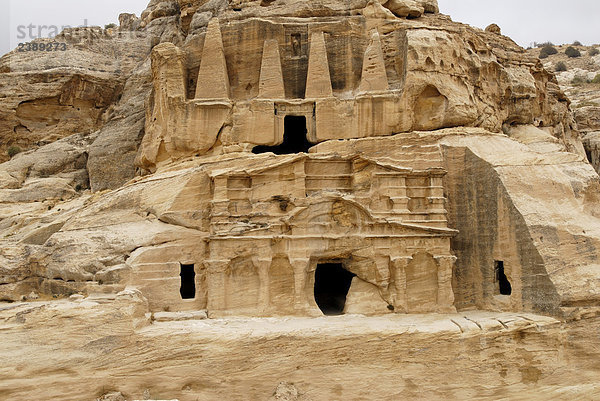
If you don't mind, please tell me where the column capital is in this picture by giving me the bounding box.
[289,257,310,266]
[391,256,413,265]
[434,255,457,265]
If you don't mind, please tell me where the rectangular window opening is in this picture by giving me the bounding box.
[180,264,196,299]
[494,260,512,296]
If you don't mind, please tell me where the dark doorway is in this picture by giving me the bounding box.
[252,115,312,154]
[314,263,356,315]
[495,261,512,295]
[180,264,196,299]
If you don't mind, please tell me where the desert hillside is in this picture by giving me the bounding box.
[1,1,600,400]
[527,43,600,170]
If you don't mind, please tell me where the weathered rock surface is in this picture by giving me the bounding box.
[313,128,600,315]
[1,297,599,400]
[86,59,152,191]
[2,128,598,318]
[0,29,145,162]
[138,7,581,170]
[0,11,181,188]
[0,0,599,399]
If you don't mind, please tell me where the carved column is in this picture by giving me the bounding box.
[435,255,457,313]
[391,256,412,313]
[205,259,229,311]
[373,255,392,304]
[254,257,272,313]
[289,258,310,311]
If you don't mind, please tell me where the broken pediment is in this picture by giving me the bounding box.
[284,197,456,238]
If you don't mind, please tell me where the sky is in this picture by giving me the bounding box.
[438,0,600,48]
[0,0,149,56]
[0,0,599,57]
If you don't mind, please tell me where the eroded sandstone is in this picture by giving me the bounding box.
[0,0,599,399]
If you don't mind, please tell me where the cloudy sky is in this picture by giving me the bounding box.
[1,0,599,57]
[0,0,149,56]
[438,0,599,48]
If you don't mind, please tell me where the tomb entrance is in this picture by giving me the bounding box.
[314,262,356,315]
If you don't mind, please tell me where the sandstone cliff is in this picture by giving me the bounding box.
[1,1,600,400]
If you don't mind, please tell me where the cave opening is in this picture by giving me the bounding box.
[252,115,312,154]
[314,263,356,315]
[180,264,196,299]
[495,261,512,296]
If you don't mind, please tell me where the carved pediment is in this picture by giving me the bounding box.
[285,197,455,238]
[287,198,374,234]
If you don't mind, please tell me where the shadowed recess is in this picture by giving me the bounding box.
[495,261,512,296]
[314,263,356,315]
[180,264,196,299]
[253,115,313,154]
